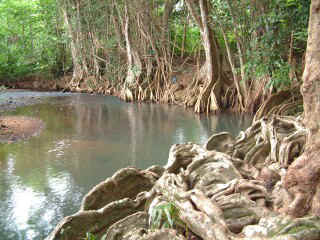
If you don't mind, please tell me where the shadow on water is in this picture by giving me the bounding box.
[0,92,252,240]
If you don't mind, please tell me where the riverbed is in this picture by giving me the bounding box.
[0,91,252,240]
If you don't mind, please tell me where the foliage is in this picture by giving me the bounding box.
[247,0,309,88]
[150,202,182,229]
[0,0,67,80]
[211,0,310,89]
[170,4,202,56]
[84,232,99,240]
[171,24,202,56]
[84,232,107,240]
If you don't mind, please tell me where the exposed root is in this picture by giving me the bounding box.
[231,115,307,169]
[253,87,302,122]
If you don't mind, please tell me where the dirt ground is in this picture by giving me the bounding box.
[0,116,44,143]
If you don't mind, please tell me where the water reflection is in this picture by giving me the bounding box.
[0,93,252,240]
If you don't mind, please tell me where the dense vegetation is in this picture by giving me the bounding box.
[0,0,310,113]
[0,0,62,78]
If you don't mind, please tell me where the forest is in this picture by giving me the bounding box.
[0,0,310,113]
[2,0,320,239]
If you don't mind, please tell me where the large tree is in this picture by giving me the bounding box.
[283,0,320,217]
[185,0,222,113]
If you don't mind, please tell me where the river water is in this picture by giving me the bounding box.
[0,92,252,240]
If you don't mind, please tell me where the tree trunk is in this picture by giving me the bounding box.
[161,0,176,53]
[118,2,142,87]
[225,0,248,102]
[61,2,82,82]
[283,0,320,217]
[185,0,221,113]
[124,4,135,85]
[220,26,245,111]
[199,0,214,84]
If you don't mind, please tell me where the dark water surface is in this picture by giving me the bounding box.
[0,92,252,240]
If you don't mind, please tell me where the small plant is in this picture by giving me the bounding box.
[84,232,107,240]
[150,202,181,229]
[84,233,97,240]
[150,202,191,238]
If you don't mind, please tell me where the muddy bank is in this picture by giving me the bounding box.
[4,75,115,95]
[0,116,44,143]
[0,90,46,143]
[0,90,76,143]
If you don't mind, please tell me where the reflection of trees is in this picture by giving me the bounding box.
[0,144,84,240]
[198,113,252,138]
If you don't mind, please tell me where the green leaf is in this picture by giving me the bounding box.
[164,206,174,228]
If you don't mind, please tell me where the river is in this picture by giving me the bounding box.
[0,91,252,240]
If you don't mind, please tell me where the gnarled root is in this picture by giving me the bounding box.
[205,132,235,154]
[46,193,148,240]
[253,87,302,122]
[153,173,231,240]
[103,212,149,240]
[47,111,318,240]
[232,115,307,170]
[82,167,158,211]
[46,168,159,240]
[283,147,320,217]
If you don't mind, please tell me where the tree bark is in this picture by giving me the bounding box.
[119,2,142,86]
[185,0,221,113]
[124,4,135,85]
[283,0,320,217]
[161,0,176,52]
[220,26,245,111]
[61,1,82,81]
[225,0,248,101]
[199,0,214,84]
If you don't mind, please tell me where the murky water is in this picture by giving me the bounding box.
[0,92,252,240]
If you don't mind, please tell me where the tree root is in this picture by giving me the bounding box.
[231,115,307,169]
[253,87,302,122]
[153,173,231,240]
[81,167,159,211]
[46,168,160,240]
[46,193,148,240]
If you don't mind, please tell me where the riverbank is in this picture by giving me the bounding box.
[3,73,303,118]
[0,115,44,143]
[0,89,46,143]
